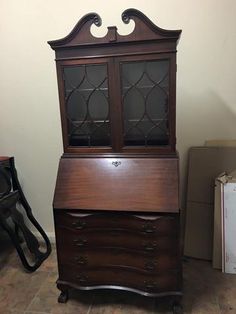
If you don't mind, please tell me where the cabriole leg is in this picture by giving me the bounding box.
[58,290,68,303]
[172,298,183,314]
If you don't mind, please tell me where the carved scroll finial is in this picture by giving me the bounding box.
[122,10,131,24]
[121,8,182,40]
[93,14,102,27]
[48,9,181,49]
[48,12,102,49]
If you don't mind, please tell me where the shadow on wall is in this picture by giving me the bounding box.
[177,90,236,210]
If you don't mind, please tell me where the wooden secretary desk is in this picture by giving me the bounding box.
[48,9,182,313]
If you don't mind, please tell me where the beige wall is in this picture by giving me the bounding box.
[0,0,236,234]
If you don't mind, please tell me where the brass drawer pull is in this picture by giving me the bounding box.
[73,238,88,247]
[75,256,88,265]
[145,261,156,271]
[112,161,121,167]
[144,241,158,251]
[144,280,157,290]
[72,220,87,230]
[142,223,156,233]
[77,274,88,283]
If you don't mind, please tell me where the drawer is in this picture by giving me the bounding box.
[59,265,181,293]
[56,228,179,253]
[53,157,179,212]
[57,247,179,273]
[55,211,179,236]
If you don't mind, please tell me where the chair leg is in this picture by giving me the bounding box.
[0,156,51,272]
[0,213,40,272]
[9,157,51,258]
[14,222,23,243]
[0,191,50,272]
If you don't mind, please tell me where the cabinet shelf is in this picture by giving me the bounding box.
[65,85,169,94]
[69,118,167,125]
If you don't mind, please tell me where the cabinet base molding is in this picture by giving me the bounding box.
[56,279,183,298]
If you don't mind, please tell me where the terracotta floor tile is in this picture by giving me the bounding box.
[0,267,48,312]
[190,302,221,314]
[39,249,57,272]
[90,303,169,314]
[217,287,236,313]
[26,272,59,313]
[90,290,156,314]
[3,310,25,314]
[2,246,236,314]
[27,273,93,313]
[50,299,92,314]
[220,309,236,314]
[28,294,59,313]
[50,290,93,314]
[25,312,49,314]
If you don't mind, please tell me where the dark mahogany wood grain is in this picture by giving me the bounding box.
[56,227,179,253]
[49,9,183,305]
[53,157,179,212]
[57,247,179,273]
[54,210,182,299]
[54,41,178,61]
[48,9,181,49]
[0,157,10,161]
[58,266,181,293]
[49,9,181,154]
[55,211,179,235]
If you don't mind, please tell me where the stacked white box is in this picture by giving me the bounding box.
[222,180,236,274]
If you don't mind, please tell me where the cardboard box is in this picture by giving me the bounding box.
[213,172,236,273]
[185,202,213,260]
[184,147,236,260]
[205,140,236,147]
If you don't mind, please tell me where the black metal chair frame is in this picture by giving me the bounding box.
[0,157,51,272]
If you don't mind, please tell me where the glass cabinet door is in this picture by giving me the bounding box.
[121,59,170,147]
[63,63,111,147]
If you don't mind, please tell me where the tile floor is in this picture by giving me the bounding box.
[0,238,236,314]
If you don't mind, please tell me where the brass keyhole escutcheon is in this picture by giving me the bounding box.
[112,161,121,167]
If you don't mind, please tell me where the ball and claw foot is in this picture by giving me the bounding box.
[58,291,68,303]
[172,302,183,314]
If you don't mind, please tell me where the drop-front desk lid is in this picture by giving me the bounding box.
[53,157,179,213]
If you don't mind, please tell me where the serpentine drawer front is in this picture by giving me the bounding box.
[56,227,179,253]
[58,266,181,293]
[58,247,179,272]
[53,157,179,212]
[55,211,179,235]
[54,210,181,296]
